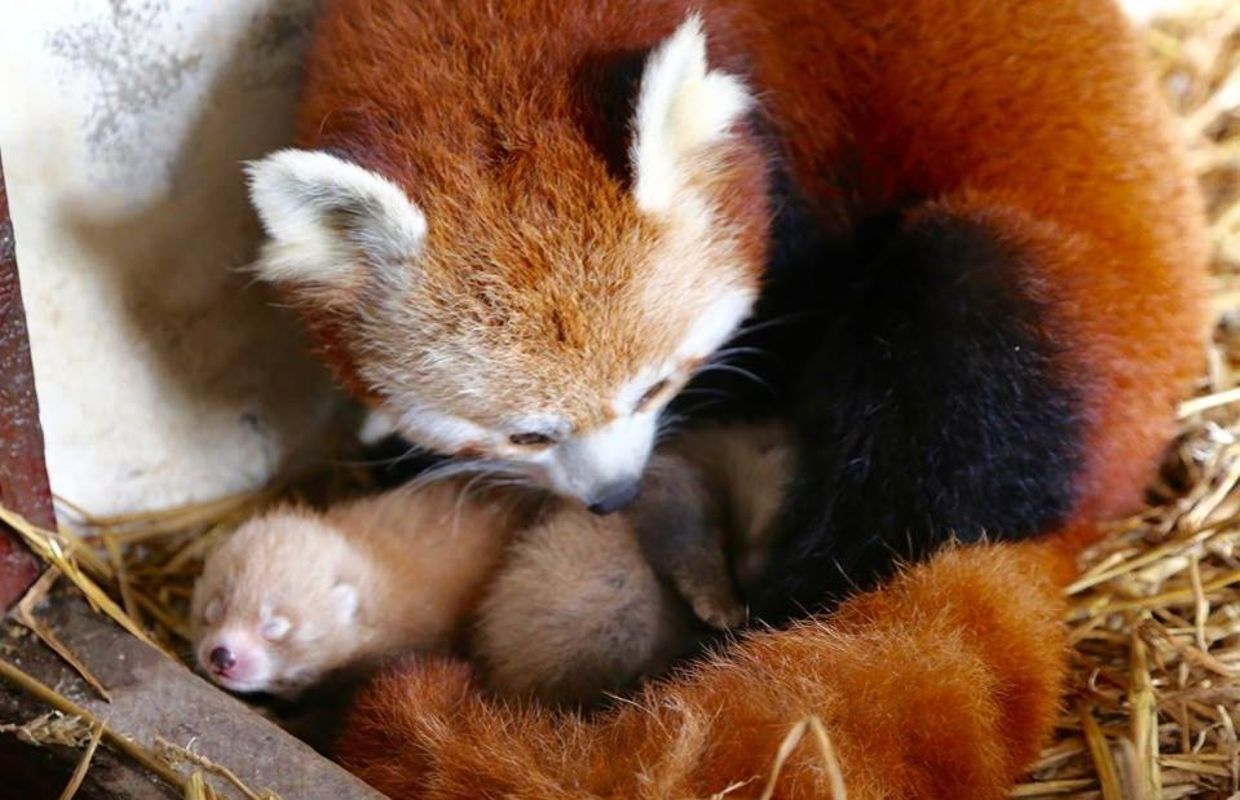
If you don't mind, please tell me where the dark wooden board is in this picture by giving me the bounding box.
[0,586,386,798]
[0,152,46,610]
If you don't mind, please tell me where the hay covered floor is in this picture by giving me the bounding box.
[1011,4,1240,796]
[1,1,1238,798]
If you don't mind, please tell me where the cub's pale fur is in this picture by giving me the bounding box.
[190,480,523,698]
[471,503,695,705]
[472,423,792,705]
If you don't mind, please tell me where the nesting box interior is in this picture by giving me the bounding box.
[0,1,1237,799]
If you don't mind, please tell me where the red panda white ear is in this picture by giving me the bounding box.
[630,14,753,213]
[245,149,427,291]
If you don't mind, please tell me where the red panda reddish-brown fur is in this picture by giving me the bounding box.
[293,0,1208,796]
[337,541,1069,799]
[282,0,773,436]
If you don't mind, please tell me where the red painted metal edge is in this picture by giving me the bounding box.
[0,150,50,610]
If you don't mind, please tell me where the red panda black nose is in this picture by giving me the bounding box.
[209,646,236,672]
[588,481,642,515]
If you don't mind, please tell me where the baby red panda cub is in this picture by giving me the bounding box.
[191,424,790,704]
[190,480,528,698]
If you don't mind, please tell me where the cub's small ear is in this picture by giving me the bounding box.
[631,14,753,213]
[245,149,427,292]
[329,582,360,622]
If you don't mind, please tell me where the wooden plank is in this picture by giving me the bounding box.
[0,150,48,610]
[0,591,387,799]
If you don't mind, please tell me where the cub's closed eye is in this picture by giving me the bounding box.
[636,378,670,411]
[509,432,556,447]
[261,616,292,641]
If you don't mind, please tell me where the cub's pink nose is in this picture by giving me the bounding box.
[209,646,236,673]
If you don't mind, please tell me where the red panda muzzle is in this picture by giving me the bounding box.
[587,479,644,515]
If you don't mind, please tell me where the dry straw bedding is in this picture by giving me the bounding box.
[1012,3,1240,797]
[0,2,1238,797]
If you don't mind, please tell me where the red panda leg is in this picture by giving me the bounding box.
[337,540,1069,799]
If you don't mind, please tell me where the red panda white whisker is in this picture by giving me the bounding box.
[690,362,773,392]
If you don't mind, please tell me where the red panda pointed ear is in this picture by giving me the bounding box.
[630,14,753,214]
[245,149,427,295]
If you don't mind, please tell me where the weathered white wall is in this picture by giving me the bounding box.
[0,1,348,517]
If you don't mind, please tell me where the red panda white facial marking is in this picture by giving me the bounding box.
[246,15,763,509]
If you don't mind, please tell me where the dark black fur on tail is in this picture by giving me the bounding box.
[742,207,1084,621]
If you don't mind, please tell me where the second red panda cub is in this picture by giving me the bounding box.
[191,424,790,704]
[474,422,792,704]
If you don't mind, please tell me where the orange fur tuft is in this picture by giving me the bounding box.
[338,542,1067,799]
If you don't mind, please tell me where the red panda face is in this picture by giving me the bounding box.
[247,15,768,508]
[191,512,365,698]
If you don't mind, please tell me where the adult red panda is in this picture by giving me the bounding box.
[244,0,1208,796]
